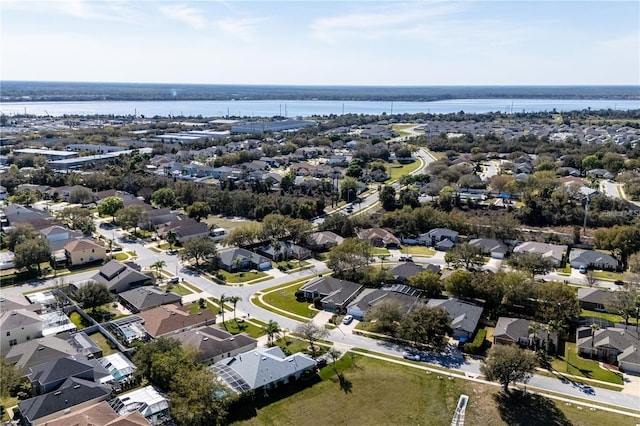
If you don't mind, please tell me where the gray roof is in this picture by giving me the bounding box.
[513,241,567,263]
[577,327,639,357]
[18,377,111,424]
[28,356,110,391]
[348,285,423,317]
[577,288,613,305]
[570,250,619,268]
[389,262,425,281]
[307,231,344,246]
[93,260,151,291]
[427,228,459,240]
[172,326,257,363]
[300,276,363,306]
[494,317,531,342]
[469,238,508,254]
[218,248,270,267]
[211,346,315,392]
[5,336,79,369]
[426,298,483,335]
[118,286,181,312]
[0,309,43,330]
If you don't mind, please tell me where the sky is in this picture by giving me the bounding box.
[1,0,639,86]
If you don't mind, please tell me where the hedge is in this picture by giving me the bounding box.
[463,328,487,354]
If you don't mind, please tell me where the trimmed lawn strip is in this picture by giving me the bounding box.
[535,369,622,392]
[88,332,118,356]
[161,284,193,296]
[229,353,637,426]
[220,319,266,338]
[217,269,270,283]
[180,280,202,293]
[404,246,436,256]
[550,342,623,385]
[591,270,625,281]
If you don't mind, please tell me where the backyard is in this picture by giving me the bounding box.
[229,353,637,426]
[88,332,119,356]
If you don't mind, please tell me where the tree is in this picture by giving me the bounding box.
[326,347,342,377]
[165,230,177,250]
[445,243,484,270]
[75,281,112,313]
[224,223,261,247]
[56,206,95,235]
[168,366,229,426]
[590,323,600,359]
[594,225,640,268]
[534,281,580,325]
[340,177,359,202]
[295,321,329,358]
[183,236,217,268]
[260,213,288,241]
[444,270,474,299]
[408,271,442,298]
[605,283,639,327]
[379,185,397,211]
[98,196,124,223]
[3,224,37,251]
[186,201,210,222]
[116,204,147,236]
[228,296,242,322]
[398,305,452,348]
[365,299,404,334]
[152,187,177,208]
[0,355,23,398]
[151,260,166,278]
[14,238,50,274]
[583,270,598,287]
[286,218,313,246]
[219,294,227,325]
[68,187,93,205]
[501,271,533,307]
[480,345,537,393]
[327,238,372,279]
[262,320,281,346]
[507,252,554,279]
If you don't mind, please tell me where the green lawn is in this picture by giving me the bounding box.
[386,160,423,182]
[216,269,270,283]
[69,311,88,329]
[188,300,219,315]
[550,342,624,385]
[220,319,266,338]
[112,252,129,261]
[404,246,436,256]
[162,283,194,296]
[556,265,572,275]
[274,260,311,271]
[580,310,638,327]
[592,270,625,281]
[88,332,119,356]
[229,353,636,426]
[371,247,390,257]
[261,284,317,319]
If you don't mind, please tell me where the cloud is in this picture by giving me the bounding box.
[215,18,261,41]
[159,4,207,30]
[310,2,463,44]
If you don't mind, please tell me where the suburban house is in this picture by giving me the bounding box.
[0,309,44,352]
[27,355,111,395]
[0,251,15,270]
[418,228,459,248]
[172,221,210,244]
[578,288,614,312]
[118,286,182,314]
[493,317,558,350]
[217,248,272,272]
[18,377,112,426]
[4,335,80,370]
[513,241,568,267]
[173,326,258,365]
[210,346,317,394]
[256,241,312,261]
[90,260,153,293]
[306,231,344,251]
[356,227,400,248]
[569,250,619,270]
[64,239,107,267]
[109,385,170,425]
[36,401,151,426]
[299,276,363,312]
[389,262,440,283]
[426,298,483,340]
[576,327,640,374]
[137,303,216,338]
[468,238,508,259]
[347,284,424,321]
[0,294,41,314]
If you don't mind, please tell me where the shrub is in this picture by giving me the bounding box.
[313,296,322,309]
[295,290,305,301]
[463,328,487,354]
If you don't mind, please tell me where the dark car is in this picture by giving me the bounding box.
[614,280,626,286]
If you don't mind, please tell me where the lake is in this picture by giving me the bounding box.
[1,98,638,118]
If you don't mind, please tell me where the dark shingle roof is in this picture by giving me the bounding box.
[118,287,181,312]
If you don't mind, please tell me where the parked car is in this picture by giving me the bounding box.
[342,315,353,325]
[398,255,413,262]
[578,265,587,274]
[167,277,180,284]
[111,247,123,252]
[402,350,421,361]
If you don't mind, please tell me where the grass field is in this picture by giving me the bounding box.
[261,284,317,319]
[88,332,119,356]
[202,215,261,232]
[592,270,625,281]
[217,269,270,283]
[550,342,624,385]
[220,319,266,338]
[387,160,423,182]
[162,283,194,296]
[403,246,436,256]
[229,354,637,426]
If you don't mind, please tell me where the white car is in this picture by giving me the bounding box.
[342,315,353,325]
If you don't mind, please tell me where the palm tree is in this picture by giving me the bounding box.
[262,320,281,346]
[219,293,227,325]
[228,296,242,322]
[271,239,281,263]
[327,348,341,376]
[165,230,177,250]
[151,260,166,279]
[590,323,600,359]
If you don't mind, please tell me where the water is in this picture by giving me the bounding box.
[1,98,638,118]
